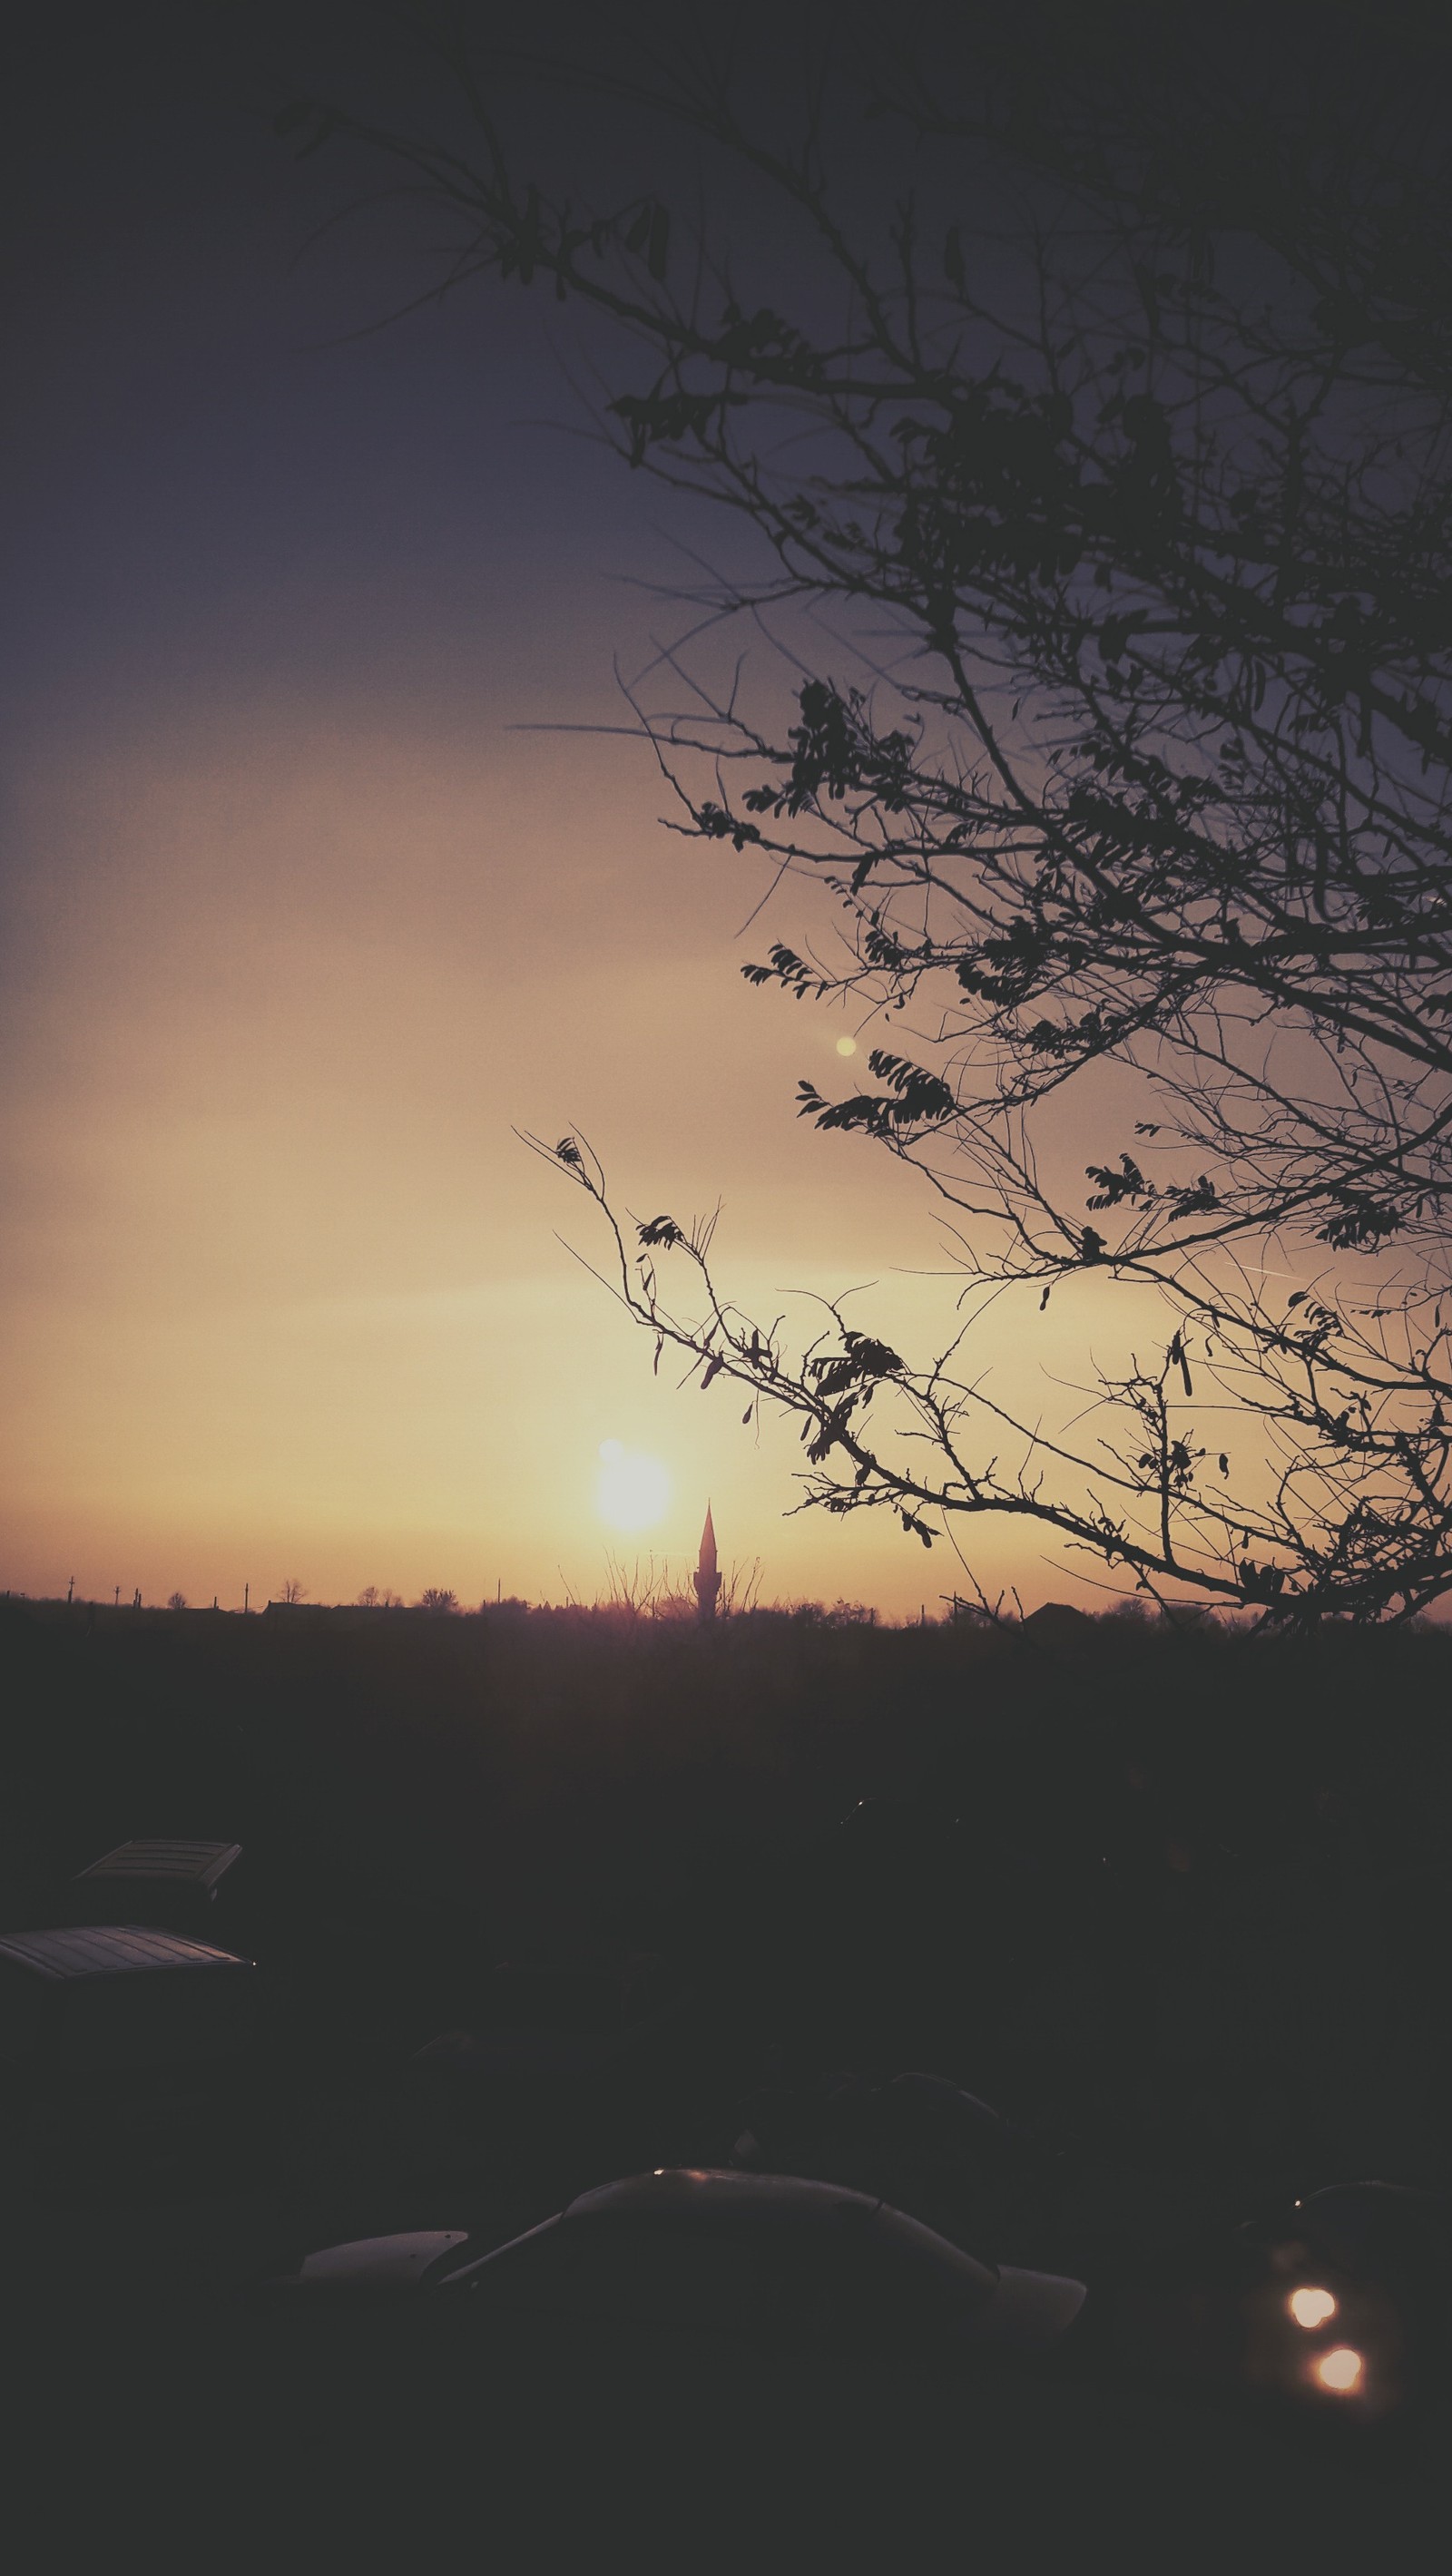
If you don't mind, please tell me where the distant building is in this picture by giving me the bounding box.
[692,1506,722,1621]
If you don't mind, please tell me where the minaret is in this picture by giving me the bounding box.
[692,1503,722,1621]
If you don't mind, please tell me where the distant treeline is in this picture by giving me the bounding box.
[2,1593,1449,2175]
[12,1585,1434,1631]
[3,1588,1448,1901]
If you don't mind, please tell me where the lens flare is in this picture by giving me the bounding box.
[1289,2286,1338,2329]
[1314,2346,1364,2395]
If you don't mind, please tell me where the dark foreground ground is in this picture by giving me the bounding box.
[2,1597,1450,2564]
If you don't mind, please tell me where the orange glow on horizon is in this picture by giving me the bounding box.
[0,709,1179,1620]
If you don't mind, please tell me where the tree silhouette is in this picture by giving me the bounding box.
[283,5,1452,1619]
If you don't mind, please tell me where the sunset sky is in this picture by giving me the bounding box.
[3,6,1160,1619]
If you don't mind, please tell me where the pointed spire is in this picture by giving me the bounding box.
[693,1502,722,1620]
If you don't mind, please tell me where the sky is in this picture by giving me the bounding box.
[1,4,1183,1618]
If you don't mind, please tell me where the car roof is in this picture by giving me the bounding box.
[1298,2180,1452,2272]
[549,2170,1003,2307]
[564,2169,881,2227]
[75,1839,241,1890]
[0,1925,252,1981]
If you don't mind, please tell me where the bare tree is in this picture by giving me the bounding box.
[602,1551,675,1616]
[417,1586,460,1612]
[283,6,1452,1619]
[721,1554,765,1616]
[280,1578,307,1606]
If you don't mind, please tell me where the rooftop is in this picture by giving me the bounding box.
[0,1925,251,1981]
[75,1839,241,1891]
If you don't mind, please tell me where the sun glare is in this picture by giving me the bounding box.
[596,1440,671,1533]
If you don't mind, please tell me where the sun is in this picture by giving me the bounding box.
[596,1439,672,1533]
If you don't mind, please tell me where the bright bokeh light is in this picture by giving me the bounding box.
[1289,2287,1339,2330]
[1314,2346,1365,2395]
[596,1440,671,1533]
[836,1035,858,1056]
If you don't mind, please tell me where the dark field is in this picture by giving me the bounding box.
[2,1596,1449,2561]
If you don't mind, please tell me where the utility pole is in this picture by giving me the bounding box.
[244,1582,250,1615]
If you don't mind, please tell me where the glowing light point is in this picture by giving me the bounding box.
[1314,2347,1364,2395]
[1290,2287,1338,2330]
[836,1035,858,1056]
